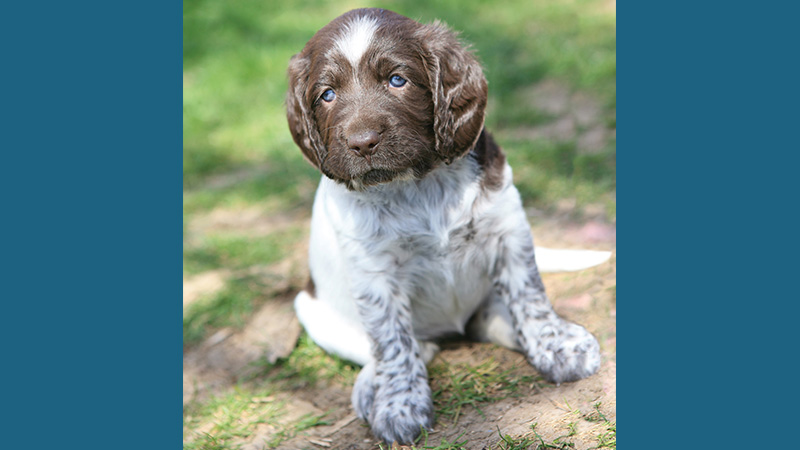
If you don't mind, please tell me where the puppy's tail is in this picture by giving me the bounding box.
[534,247,612,273]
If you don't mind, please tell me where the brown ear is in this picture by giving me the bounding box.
[421,21,488,164]
[286,54,324,169]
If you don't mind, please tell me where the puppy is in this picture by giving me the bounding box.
[286,8,603,444]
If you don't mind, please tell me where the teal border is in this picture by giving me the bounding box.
[622,2,799,448]
[3,2,181,447]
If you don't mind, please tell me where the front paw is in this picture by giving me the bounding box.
[366,373,434,444]
[529,321,601,384]
[351,364,434,444]
[350,342,435,444]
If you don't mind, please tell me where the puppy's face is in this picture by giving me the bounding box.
[286,9,488,190]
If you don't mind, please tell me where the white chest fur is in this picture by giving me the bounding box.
[305,157,525,341]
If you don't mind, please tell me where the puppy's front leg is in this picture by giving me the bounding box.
[350,285,434,444]
[494,228,601,384]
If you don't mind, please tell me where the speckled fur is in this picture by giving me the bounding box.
[286,8,601,444]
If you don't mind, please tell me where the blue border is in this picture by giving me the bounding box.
[5,1,798,447]
[4,2,181,447]
[623,2,799,447]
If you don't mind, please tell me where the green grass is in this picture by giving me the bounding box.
[183,0,341,186]
[183,226,304,275]
[183,273,271,345]
[183,337,348,449]
[584,403,616,449]
[183,387,285,449]
[182,152,320,215]
[594,423,616,449]
[493,422,583,450]
[265,412,333,448]
[183,389,331,450]
[259,333,359,388]
[429,358,543,424]
[505,138,616,217]
[405,429,470,450]
[528,422,577,449]
[497,427,538,450]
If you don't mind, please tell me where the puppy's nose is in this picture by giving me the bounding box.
[347,130,381,159]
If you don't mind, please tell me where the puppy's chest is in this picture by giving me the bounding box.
[361,217,481,282]
[342,185,488,278]
[339,188,494,332]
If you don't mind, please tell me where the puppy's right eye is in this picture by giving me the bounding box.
[389,75,407,88]
[321,89,336,103]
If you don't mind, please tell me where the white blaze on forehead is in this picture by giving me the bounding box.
[334,15,379,66]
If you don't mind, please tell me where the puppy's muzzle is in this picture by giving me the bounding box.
[347,130,381,162]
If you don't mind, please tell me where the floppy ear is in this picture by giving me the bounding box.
[286,54,324,169]
[421,21,488,164]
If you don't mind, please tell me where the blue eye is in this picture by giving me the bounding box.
[321,89,336,102]
[389,75,407,88]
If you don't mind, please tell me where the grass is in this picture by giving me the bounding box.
[265,412,333,448]
[183,336,348,449]
[429,358,543,424]
[505,138,616,218]
[183,273,272,345]
[593,423,616,450]
[183,226,305,275]
[259,333,359,388]
[527,422,577,449]
[184,0,615,447]
[183,389,331,450]
[406,429,470,450]
[584,403,616,449]
[183,387,285,449]
[497,427,538,450]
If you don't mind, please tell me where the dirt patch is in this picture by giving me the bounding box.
[184,269,230,309]
[183,292,302,406]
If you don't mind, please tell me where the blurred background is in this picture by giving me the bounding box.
[184,1,615,448]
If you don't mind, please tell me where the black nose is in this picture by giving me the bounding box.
[347,130,381,158]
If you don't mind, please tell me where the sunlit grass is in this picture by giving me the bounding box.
[183,226,304,275]
[183,385,331,449]
[429,358,544,424]
[258,333,359,388]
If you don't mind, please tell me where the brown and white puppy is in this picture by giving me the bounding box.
[286,8,605,444]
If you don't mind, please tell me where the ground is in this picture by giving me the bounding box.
[183,209,616,450]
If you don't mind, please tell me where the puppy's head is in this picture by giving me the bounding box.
[286,8,487,189]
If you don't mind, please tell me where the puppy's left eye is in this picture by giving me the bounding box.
[389,75,407,88]
[321,89,336,102]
